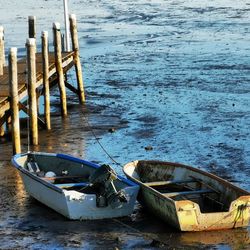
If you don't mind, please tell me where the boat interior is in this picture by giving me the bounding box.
[16,153,130,207]
[131,161,248,213]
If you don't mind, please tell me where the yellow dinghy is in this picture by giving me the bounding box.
[123,160,250,231]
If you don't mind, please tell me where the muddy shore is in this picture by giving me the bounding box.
[0,0,250,249]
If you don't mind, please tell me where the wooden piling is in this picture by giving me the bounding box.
[26,38,38,145]
[28,16,36,38]
[53,22,67,117]
[0,17,83,146]
[0,26,5,136]
[0,115,4,136]
[61,33,65,52]
[9,48,21,154]
[69,14,85,104]
[41,31,51,130]
[0,26,5,76]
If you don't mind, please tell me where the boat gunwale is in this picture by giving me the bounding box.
[12,152,138,195]
[12,152,63,194]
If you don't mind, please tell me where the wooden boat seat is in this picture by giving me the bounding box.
[163,189,215,198]
[42,175,86,181]
[144,179,197,187]
[55,182,89,188]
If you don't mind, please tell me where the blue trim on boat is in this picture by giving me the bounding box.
[12,152,138,188]
[56,153,138,187]
[55,182,89,188]
[11,153,63,194]
[117,175,138,186]
[56,153,99,169]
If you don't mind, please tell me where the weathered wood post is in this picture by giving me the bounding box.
[41,31,51,130]
[63,0,71,52]
[0,26,5,76]
[0,26,5,136]
[28,16,38,116]
[26,38,38,145]
[28,16,36,38]
[9,48,21,154]
[69,14,85,104]
[61,33,65,52]
[53,22,67,117]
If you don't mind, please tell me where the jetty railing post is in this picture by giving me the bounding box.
[26,38,38,145]
[0,26,4,135]
[0,26,5,136]
[69,14,85,104]
[53,22,67,117]
[0,26,5,76]
[9,48,21,154]
[28,16,36,38]
[41,31,51,130]
[63,0,71,52]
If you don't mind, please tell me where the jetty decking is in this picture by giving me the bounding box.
[0,51,74,114]
[0,14,85,154]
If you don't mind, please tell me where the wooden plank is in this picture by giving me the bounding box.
[0,52,74,87]
[144,180,197,187]
[26,38,38,145]
[55,182,89,188]
[9,47,21,153]
[189,176,221,194]
[0,51,74,115]
[69,14,85,103]
[42,175,86,180]
[42,31,51,130]
[18,102,46,129]
[65,81,79,94]
[163,189,214,198]
[53,22,67,116]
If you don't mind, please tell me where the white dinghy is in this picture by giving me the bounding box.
[12,152,139,220]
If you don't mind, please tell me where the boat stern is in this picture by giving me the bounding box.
[63,185,139,220]
[175,195,250,231]
[228,195,250,229]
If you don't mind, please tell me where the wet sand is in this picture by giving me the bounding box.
[0,0,250,249]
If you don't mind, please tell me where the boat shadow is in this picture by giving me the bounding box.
[18,198,250,249]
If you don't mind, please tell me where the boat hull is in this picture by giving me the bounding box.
[123,160,250,231]
[12,152,139,220]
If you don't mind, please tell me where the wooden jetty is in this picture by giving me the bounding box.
[0,14,85,154]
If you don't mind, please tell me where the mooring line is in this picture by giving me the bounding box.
[68,73,122,167]
[85,117,122,166]
[63,74,174,247]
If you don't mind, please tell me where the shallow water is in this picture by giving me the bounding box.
[0,0,250,249]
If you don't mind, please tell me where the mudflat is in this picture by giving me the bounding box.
[0,0,249,249]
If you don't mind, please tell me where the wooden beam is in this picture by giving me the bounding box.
[53,22,67,117]
[69,14,85,104]
[144,180,197,187]
[0,26,5,76]
[65,81,78,95]
[41,31,51,130]
[26,38,38,145]
[28,16,36,38]
[0,109,10,128]
[0,26,5,135]
[9,48,21,154]
[18,102,46,129]
[163,189,214,198]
